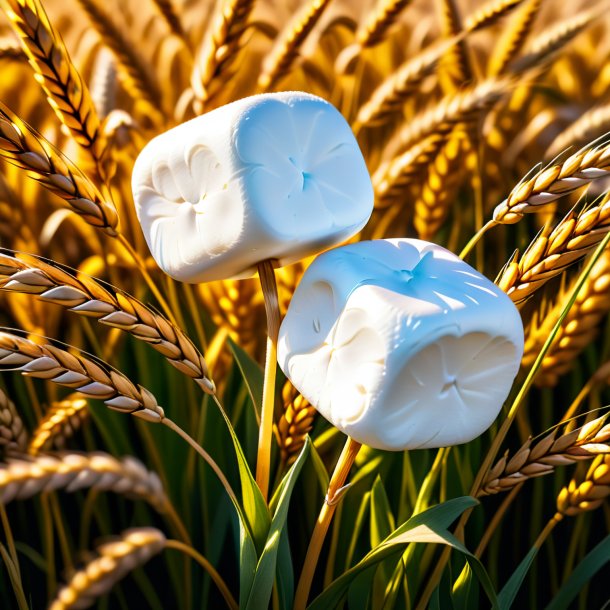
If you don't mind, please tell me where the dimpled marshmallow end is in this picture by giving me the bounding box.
[277,239,524,451]
[131,92,374,283]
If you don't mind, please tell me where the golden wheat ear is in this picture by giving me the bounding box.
[0,103,119,235]
[0,387,27,457]
[481,413,610,496]
[0,250,215,394]
[0,451,168,509]
[49,528,166,610]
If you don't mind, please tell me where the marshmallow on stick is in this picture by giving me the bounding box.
[131,92,374,283]
[278,239,524,451]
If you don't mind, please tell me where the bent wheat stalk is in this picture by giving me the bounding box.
[49,528,166,610]
[0,452,167,509]
[0,250,215,394]
[481,413,610,496]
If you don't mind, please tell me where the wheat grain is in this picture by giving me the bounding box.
[547,103,610,159]
[0,103,119,235]
[191,0,255,105]
[496,199,610,305]
[487,0,541,76]
[76,0,162,109]
[0,250,215,394]
[481,414,610,496]
[258,0,332,91]
[0,452,167,509]
[49,528,166,610]
[0,387,27,456]
[275,382,316,465]
[493,138,610,224]
[437,0,471,93]
[2,0,102,155]
[413,129,468,239]
[355,0,413,48]
[522,251,610,387]
[29,394,88,455]
[0,330,165,422]
[557,453,610,516]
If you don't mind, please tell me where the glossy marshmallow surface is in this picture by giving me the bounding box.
[278,239,524,450]
[131,92,374,282]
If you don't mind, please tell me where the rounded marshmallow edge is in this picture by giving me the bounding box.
[277,238,525,451]
[131,91,374,283]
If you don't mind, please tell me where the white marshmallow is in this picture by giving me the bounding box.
[277,239,524,451]
[131,92,374,283]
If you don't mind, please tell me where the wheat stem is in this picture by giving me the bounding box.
[165,539,238,610]
[459,220,497,259]
[255,260,280,502]
[294,436,362,610]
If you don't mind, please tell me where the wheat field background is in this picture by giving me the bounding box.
[0,0,609,608]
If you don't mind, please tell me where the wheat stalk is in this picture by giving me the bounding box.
[275,382,316,465]
[76,0,162,109]
[557,453,610,516]
[522,251,610,387]
[496,198,610,305]
[355,0,413,47]
[373,135,447,208]
[29,394,88,455]
[354,39,456,129]
[487,0,541,76]
[464,0,524,33]
[0,452,167,509]
[547,103,610,160]
[413,129,469,239]
[0,103,119,236]
[191,0,255,105]
[481,414,610,496]
[508,10,597,75]
[0,250,215,394]
[385,76,511,156]
[0,387,27,456]
[49,528,166,610]
[258,0,332,91]
[493,138,610,224]
[1,0,102,155]
[0,330,165,422]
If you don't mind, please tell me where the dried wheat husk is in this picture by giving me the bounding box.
[522,251,610,386]
[2,0,102,157]
[258,0,332,91]
[0,250,215,394]
[49,528,166,610]
[0,102,119,235]
[0,330,165,422]
[0,452,167,509]
[275,382,316,465]
[29,394,88,455]
[481,414,610,496]
[557,453,610,516]
[0,387,27,456]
